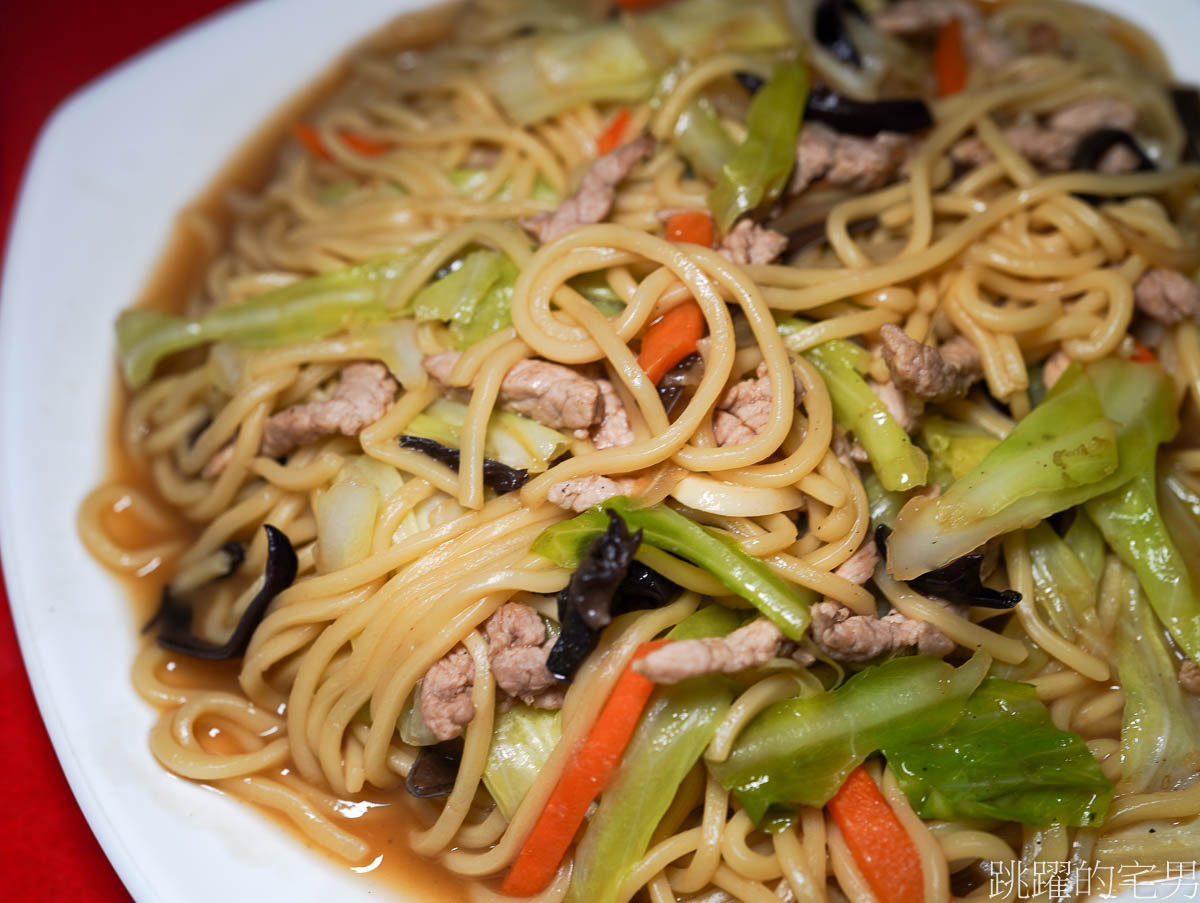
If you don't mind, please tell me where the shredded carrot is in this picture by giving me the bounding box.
[292,123,391,161]
[500,640,670,897]
[638,300,706,385]
[665,211,714,248]
[827,766,926,903]
[1130,338,1158,363]
[934,19,968,98]
[596,108,633,156]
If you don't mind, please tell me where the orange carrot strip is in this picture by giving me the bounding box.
[292,124,391,161]
[292,123,331,161]
[500,640,670,898]
[665,211,714,248]
[638,300,706,385]
[827,766,926,903]
[1130,338,1158,363]
[934,19,968,98]
[596,108,633,156]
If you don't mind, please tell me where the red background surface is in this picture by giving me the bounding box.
[0,2,236,897]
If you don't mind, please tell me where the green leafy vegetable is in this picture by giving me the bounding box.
[673,96,737,183]
[1087,469,1200,662]
[484,705,563,818]
[405,398,569,473]
[709,60,809,232]
[407,249,518,349]
[1026,522,1100,640]
[533,497,815,641]
[713,653,989,822]
[886,361,1174,579]
[779,318,928,492]
[1112,562,1200,794]
[486,0,791,125]
[920,415,1000,484]
[1063,510,1106,584]
[116,254,416,388]
[884,678,1114,827]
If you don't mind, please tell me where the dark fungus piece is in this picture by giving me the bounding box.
[657,352,704,416]
[1170,86,1200,162]
[804,85,934,136]
[1071,128,1156,173]
[546,510,681,681]
[735,71,765,95]
[405,738,464,799]
[146,524,298,660]
[397,434,530,494]
[1071,129,1156,205]
[814,0,867,68]
[573,509,642,630]
[876,524,1021,610]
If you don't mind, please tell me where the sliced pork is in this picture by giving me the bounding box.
[878,324,982,402]
[521,135,656,244]
[1134,267,1200,325]
[204,361,397,477]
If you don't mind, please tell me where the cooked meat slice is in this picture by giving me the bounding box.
[811,601,955,662]
[874,0,1014,67]
[878,324,981,402]
[869,378,917,432]
[713,361,773,447]
[485,603,560,706]
[592,379,636,450]
[834,539,879,586]
[1097,142,1143,174]
[793,124,910,194]
[424,352,602,432]
[951,125,1078,171]
[521,135,656,244]
[1047,96,1138,136]
[547,474,640,512]
[1134,267,1200,325]
[419,646,476,742]
[1042,349,1072,390]
[717,219,788,266]
[1181,660,1200,695]
[951,96,1138,172]
[204,361,397,477]
[634,618,787,684]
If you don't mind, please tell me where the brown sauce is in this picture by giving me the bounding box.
[101,4,485,899]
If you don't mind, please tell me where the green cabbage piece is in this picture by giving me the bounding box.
[407,249,518,349]
[886,360,1175,579]
[1112,562,1200,794]
[483,705,562,819]
[532,497,815,641]
[884,678,1114,827]
[708,60,808,232]
[779,318,929,493]
[712,653,989,823]
[405,397,569,473]
[116,253,416,388]
[485,0,792,125]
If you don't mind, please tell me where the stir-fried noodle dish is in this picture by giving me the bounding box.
[79,0,1200,900]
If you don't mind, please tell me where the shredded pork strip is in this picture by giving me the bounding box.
[878,324,983,402]
[1134,267,1200,325]
[204,361,397,477]
[521,135,656,244]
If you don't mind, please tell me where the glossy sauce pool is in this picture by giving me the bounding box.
[101,4,485,899]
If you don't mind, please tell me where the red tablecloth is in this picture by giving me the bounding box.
[0,2,234,897]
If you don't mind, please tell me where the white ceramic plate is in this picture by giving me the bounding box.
[2,1,1199,901]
